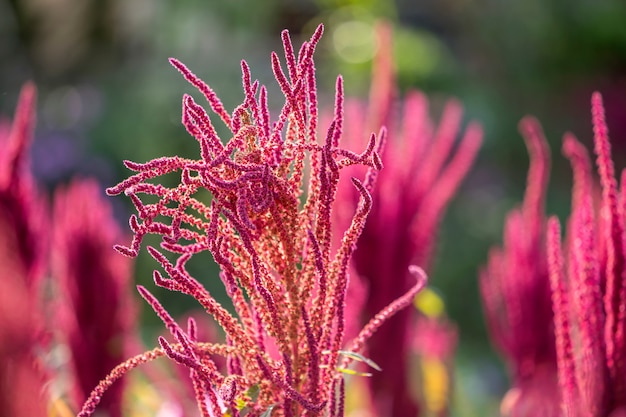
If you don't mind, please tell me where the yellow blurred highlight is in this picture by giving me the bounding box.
[421,357,449,414]
[414,287,445,318]
[337,367,373,377]
[345,376,375,417]
[125,376,172,417]
[48,398,74,417]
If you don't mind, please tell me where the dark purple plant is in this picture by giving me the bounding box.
[0,83,49,417]
[335,22,482,417]
[52,178,137,416]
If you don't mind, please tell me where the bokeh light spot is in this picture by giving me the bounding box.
[332,20,377,64]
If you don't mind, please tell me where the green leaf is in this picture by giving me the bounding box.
[260,404,277,417]
[245,384,260,402]
[235,398,247,411]
[337,350,382,371]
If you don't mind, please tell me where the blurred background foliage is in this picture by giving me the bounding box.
[1,0,626,414]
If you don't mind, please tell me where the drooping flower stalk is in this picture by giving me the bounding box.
[479,117,560,416]
[51,179,137,416]
[546,93,626,417]
[81,24,427,417]
[0,83,49,417]
[335,22,482,417]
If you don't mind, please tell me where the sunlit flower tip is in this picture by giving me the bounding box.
[587,93,626,410]
[0,82,47,286]
[345,266,428,360]
[0,82,36,187]
[559,133,607,416]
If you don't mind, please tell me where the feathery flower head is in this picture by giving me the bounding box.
[335,22,482,417]
[479,116,558,416]
[52,178,136,416]
[82,24,427,417]
[547,92,626,417]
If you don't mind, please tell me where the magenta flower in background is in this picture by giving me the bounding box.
[412,315,458,417]
[335,22,482,417]
[1,83,141,416]
[78,24,427,417]
[479,117,559,416]
[51,178,137,416]
[0,83,49,417]
[547,93,626,417]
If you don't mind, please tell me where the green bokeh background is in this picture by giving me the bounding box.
[2,0,625,414]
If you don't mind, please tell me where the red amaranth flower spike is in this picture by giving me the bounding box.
[479,116,559,416]
[82,24,426,417]
[334,21,482,417]
[0,83,49,417]
[0,82,47,287]
[546,217,578,416]
[497,92,626,417]
[561,133,608,416]
[52,179,138,416]
[592,93,626,408]
[546,93,626,416]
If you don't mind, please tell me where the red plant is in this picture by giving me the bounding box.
[79,24,427,417]
[336,22,481,417]
[0,83,49,417]
[547,93,626,417]
[52,178,137,416]
[479,117,559,416]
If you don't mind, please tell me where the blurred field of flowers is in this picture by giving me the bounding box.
[1,0,626,416]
